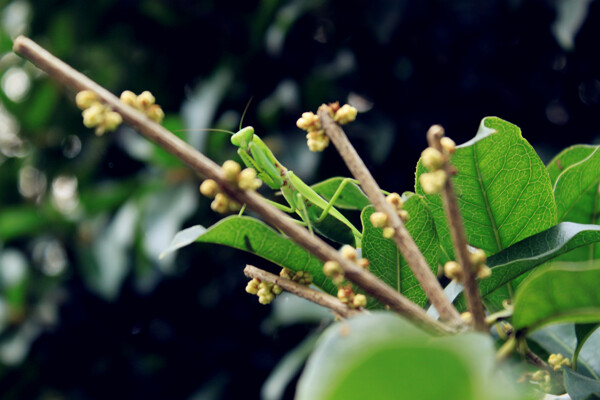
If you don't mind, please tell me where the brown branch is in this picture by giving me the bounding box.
[12,36,453,336]
[317,107,464,328]
[244,265,362,318]
[426,125,487,332]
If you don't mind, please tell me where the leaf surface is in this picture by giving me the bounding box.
[361,194,438,307]
[547,145,596,185]
[415,117,557,261]
[512,263,600,332]
[564,368,600,400]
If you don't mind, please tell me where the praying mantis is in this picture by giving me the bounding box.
[222,126,363,247]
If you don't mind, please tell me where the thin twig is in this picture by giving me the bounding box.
[317,107,464,328]
[12,36,453,336]
[426,125,487,332]
[244,265,362,318]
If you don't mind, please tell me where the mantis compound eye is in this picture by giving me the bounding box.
[231,126,255,148]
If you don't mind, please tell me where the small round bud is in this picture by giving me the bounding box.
[238,168,262,190]
[323,261,342,277]
[307,137,329,152]
[245,278,260,294]
[398,209,410,222]
[296,112,321,131]
[352,294,367,308]
[103,111,123,132]
[340,245,357,261]
[382,227,395,238]
[211,193,230,213]
[137,90,156,108]
[257,287,268,297]
[419,170,447,194]
[369,211,388,228]
[427,124,445,139]
[334,104,358,125]
[82,102,105,128]
[280,268,293,279]
[222,160,242,182]
[444,261,463,281]
[228,200,242,212]
[76,90,98,110]
[470,249,487,267]
[531,370,547,382]
[199,179,219,198]
[258,294,274,305]
[385,192,404,209]
[147,104,164,123]
[272,285,283,295]
[337,288,349,303]
[332,275,345,285]
[548,353,571,370]
[421,147,444,171]
[120,90,139,108]
[460,311,473,324]
[358,258,369,269]
[440,137,456,154]
[476,264,492,280]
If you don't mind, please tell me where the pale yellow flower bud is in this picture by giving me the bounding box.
[444,261,463,281]
[441,137,456,154]
[340,245,357,261]
[272,285,283,295]
[147,104,164,123]
[137,90,156,108]
[103,111,123,132]
[76,90,99,110]
[222,160,242,182]
[460,311,473,324]
[307,137,329,152]
[280,268,293,279]
[421,147,444,171]
[199,179,219,198]
[211,193,230,213]
[296,112,321,130]
[337,288,349,303]
[385,192,404,210]
[352,294,367,308]
[419,170,447,194]
[358,258,369,269]
[334,104,358,125]
[238,168,262,190]
[82,102,105,128]
[382,227,395,238]
[470,249,487,267]
[323,261,342,277]
[398,209,410,222]
[369,211,388,228]
[120,90,139,108]
[476,265,492,280]
[245,278,260,294]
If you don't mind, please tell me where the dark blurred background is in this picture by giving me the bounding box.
[0,0,599,399]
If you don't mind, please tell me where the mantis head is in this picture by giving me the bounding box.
[231,126,255,149]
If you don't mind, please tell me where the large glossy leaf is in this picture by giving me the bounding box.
[296,312,531,400]
[547,145,596,185]
[361,193,438,307]
[529,324,600,379]
[512,263,600,333]
[552,146,600,261]
[564,368,600,400]
[311,177,370,210]
[575,324,600,372]
[451,222,600,310]
[415,117,557,261]
[161,216,335,295]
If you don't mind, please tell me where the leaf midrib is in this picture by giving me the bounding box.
[473,142,503,253]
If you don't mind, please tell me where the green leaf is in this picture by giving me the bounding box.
[512,263,600,333]
[162,216,334,294]
[575,324,600,373]
[415,117,557,261]
[311,177,370,210]
[547,145,596,185]
[296,312,531,400]
[361,194,438,307]
[564,368,600,400]
[529,324,599,379]
[553,146,600,261]
[452,222,600,310]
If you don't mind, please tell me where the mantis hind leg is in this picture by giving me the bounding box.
[315,177,354,223]
[295,192,314,235]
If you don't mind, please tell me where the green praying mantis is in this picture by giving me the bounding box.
[211,125,363,247]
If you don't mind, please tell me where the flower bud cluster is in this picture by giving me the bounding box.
[418,130,457,195]
[76,90,123,136]
[296,102,358,152]
[322,245,369,309]
[548,353,571,371]
[369,193,409,239]
[120,90,165,123]
[245,277,282,305]
[443,249,491,282]
[280,267,314,286]
[199,161,262,214]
